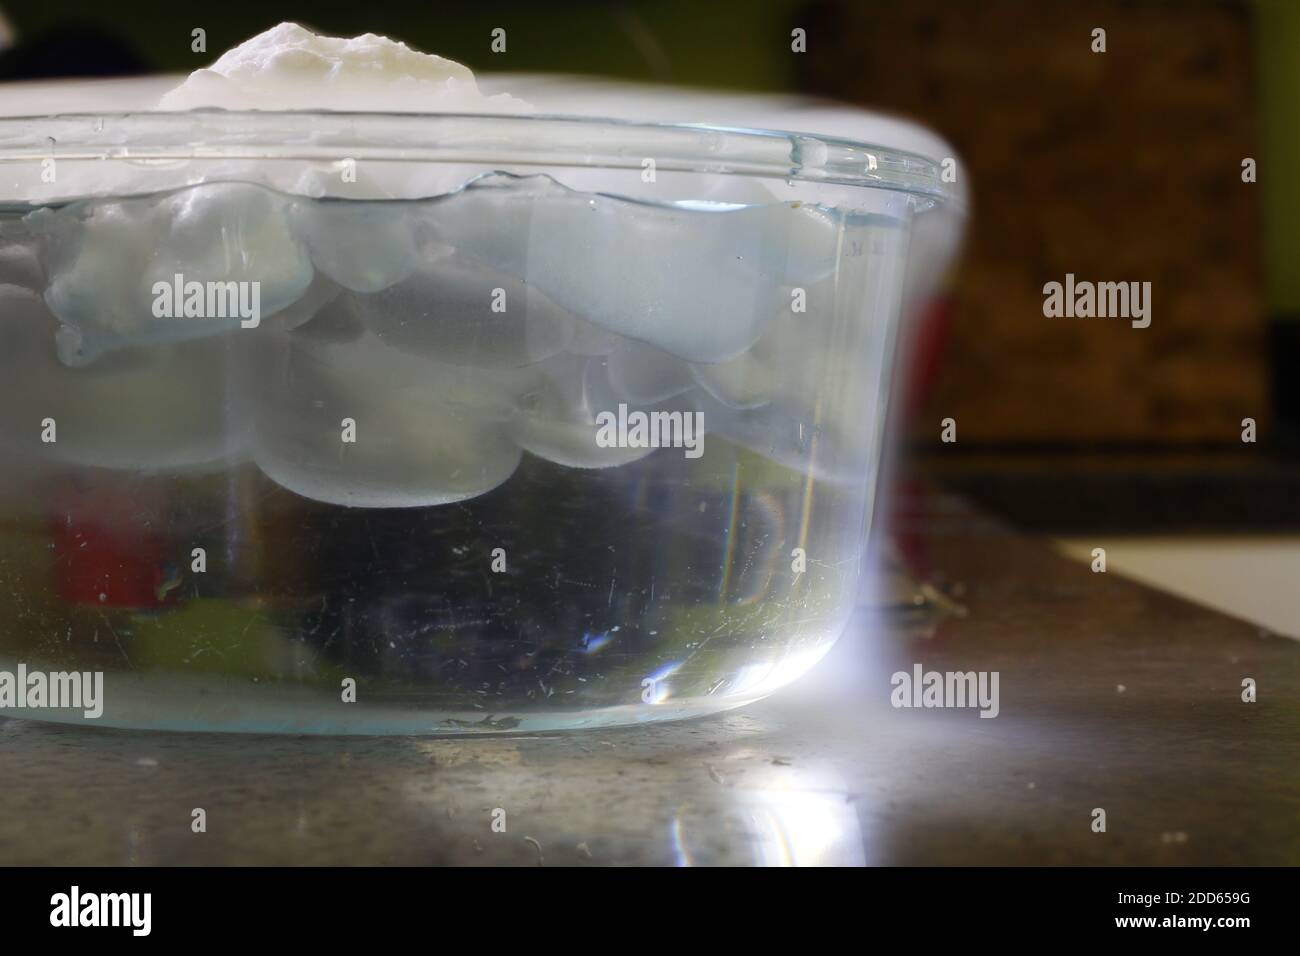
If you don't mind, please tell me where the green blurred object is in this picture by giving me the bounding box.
[1256,0,1300,316]
[127,599,335,681]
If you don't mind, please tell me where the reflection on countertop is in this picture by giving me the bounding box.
[0,489,1296,865]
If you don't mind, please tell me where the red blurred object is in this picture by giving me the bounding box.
[900,293,955,424]
[47,478,178,609]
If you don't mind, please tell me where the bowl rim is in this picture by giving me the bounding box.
[0,109,961,205]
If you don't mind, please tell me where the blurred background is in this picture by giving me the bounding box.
[1,0,1295,634]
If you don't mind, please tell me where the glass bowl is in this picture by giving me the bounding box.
[0,110,963,733]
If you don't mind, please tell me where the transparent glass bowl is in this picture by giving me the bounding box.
[0,111,963,733]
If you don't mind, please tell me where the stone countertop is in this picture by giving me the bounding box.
[1,490,1295,866]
